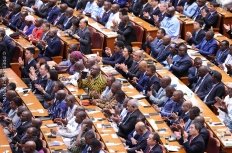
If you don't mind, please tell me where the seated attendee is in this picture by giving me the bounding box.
[101,41,124,66]
[46,0,60,23]
[22,141,38,153]
[34,0,52,18]
[83,0,98,16]
[28,18,44,43]
[220,45,232,75]
[8,4,22,30]
[18,47,37,79]
[126,122,150,153]
[57,8,75,30]
[98,0,112,26]
[191,0,207,20]
[21,15,35,36]
[188,57,202,88]
[115,45,134,72]
[183,0,198,18]
[91,0,104,20]
[133,61,148,92]
[162,43,178,68]
[160,6,180,39]
[56,51,83,74]
[181,122,205,153]
[64,18,81,36]
[152,2,168,26]
[48,90,67,119]
[148,76,171,106]
[118,50,144,79]
[214,40,230,65]
[132,0,152,17]
[53,3,68,25]
[88,139,105,153]
[74,18,91,54]
[105,4,120,30]
[38,29,62,60]
[117,99,142,138]
[224,24,232,39]
[186,19,205,46]
[167,43,192,77]
[156,35,171,63]
[203,70,225,106]
[116,15,136,46]
[15,11,28,31]
[193,116,209,149]
[78,64,107,96]
[194,30,218,56]
[192,66,213,99]
[202,2,219,30]
[141,0,160,24]
[173,0,187,12]
[1,90,17,114]
[146,28,166,58]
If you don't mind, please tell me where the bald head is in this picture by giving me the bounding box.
[172,90,184,103]
[194,116,205,126]
[133,50,144,62]
[111,80,122,94]
[182,100,193,112]
[127,99,139,113]
[32,118,42,129]
[167,6,175,16]
[74,61,85,72]
[160,76,171,88]
[198,66,209,77]
[65,8,74,17]
[111,4,120,13]
[90,64,101,77]
[6,90,17,100]
[22,141,36,153]
[82,118,93,129]
[56,90,67,100]
[138,60,147,72]
[162,35,171,46]
[135,121,147,135]
[21,110,32,122]
[85,58,96,69]
[60,3,68,12]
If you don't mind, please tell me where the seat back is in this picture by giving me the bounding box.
[133,25,144,43]
[206,130,220,153]
[88,26,97,36]
[213,13,222,32]
[91,32,104,55]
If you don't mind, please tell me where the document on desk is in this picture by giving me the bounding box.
[49,141,64,146]
[131,94,146,99]
[164,145,180,152]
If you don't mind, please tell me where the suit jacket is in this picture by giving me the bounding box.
[76,27,91,54]
[136,72,149,92]
[99,10,112,26]
[192,5,208,20]
[170,54,193,77]
[187,29,205,45]
[16,121,32,138]
[196,38,218,56]
[183,135,205,153]
[117,21,136,45]
[61,16,75,30]
[54,12,66,25]
[36,3,52,18]
[132,1,152,17]
[156,45,171,63]
[200,127,209,149]
[188,67,198,88]
[9,12,21,30]
[44,36,62,59]
[215,49,229,65]
[204,82,225,105]
[47,6,60,23]
[117,109,142,138]
[126,61,142,79]
[193,73,213,100]
[128,130,151,153]
[203,11,219,30]
[149,38,164,58]
[3,35,15,64]
[21,59,37,78]
[144,144,163,153]
[143,7,160,24]
[102,51,124,66]
[32,75,48,94]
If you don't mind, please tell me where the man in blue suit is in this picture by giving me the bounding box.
[188,57,202,89]
[8,4,22,30]
[146,28,165,58]
[53,3,68,25]
[195,30,218,56]
[34,0,52,18]
[192,66,213,100]
[98,1,112,26]
[156,35,171,63]
[168,43,192,77]
[134,61,148,92]
[57,8,75,30]
[38,30,62,60]
[214,40,229,65]
[47,0,60,23]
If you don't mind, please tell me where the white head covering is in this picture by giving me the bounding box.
[25,15,35,22]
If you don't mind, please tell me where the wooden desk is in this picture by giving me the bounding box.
[144,53,232,153]
[216,7,232,37]
[4,68,49,117]
[0,126,12,153]
[175,12,194,40]
[41,120,68,152]
[74,10,118,52]
[128,13,158,40]
[214,33,232,45]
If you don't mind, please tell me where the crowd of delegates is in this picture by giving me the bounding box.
[0,0,231,153]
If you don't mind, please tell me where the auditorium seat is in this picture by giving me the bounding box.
[132,25,144,48]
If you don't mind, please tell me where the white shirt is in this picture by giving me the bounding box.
[218,95,232,121]
[105,12,121,29]
[66,104,78,121]
[100,86,113,101]
[223,54,232,72]
[83,1,98,14]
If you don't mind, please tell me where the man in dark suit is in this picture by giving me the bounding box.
[53,3,68,25]
[186,19,205,46]
[98,1,112,26]
[203,70,225,106]
[47,0,60,23]
[117,99,142,138]
[141,0,160,23]
[214,40,230,65]
[134,61,148,92]
[192,0,208,20]
[156,35,171,63]
[18,48,37,79]
[119,50,144,79]
[168,43,193,77]
[195,30,218,56]
[188,57,202,89]
[8,4,22,30]
[102,41,124,66]
[75,18,91,54]
[127,122,151,153]
[141,132,163,153]
[34,0,52,18]
[182,122,205,153]
[132,0,152,17]
[57,8,75,30]
[144,64,160,93]
[15,111,32,139]
[192,66,213,99]
[146,28,165,58]
[224,24,232,39]
[202,2,219,30]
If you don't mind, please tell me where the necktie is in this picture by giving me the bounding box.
[194,76,204,92]
[122,112,131,125]
[204,83,218,102]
